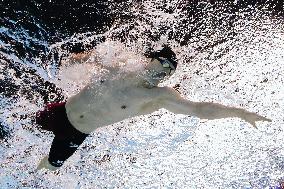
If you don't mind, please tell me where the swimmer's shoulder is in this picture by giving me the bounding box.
[138,86,181,100]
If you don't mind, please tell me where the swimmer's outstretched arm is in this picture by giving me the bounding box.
[67,51,119,72]
[157,87,271,128]
[68,51,93,63]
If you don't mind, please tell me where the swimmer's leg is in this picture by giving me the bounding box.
[37,132,88,171]
[35,102,89,170]
[35,102,66,132]
[48,133,88,168]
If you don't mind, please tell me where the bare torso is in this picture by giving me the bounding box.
[66,74,165,134]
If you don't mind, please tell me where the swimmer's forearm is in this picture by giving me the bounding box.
[167,101,241,119]
[193,102,271,127]
[68,50,120,73]
[192,102,243,120]
[69,51,93,63]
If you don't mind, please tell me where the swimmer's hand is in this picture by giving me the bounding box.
[37,156,59,171]
[237,109,272,128]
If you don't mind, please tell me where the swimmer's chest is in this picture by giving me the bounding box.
[66,84,164,132]
[93,86,154,115]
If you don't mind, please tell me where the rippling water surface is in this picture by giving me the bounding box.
[1,1,284,188]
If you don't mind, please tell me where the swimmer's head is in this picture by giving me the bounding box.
[144,45,178,78]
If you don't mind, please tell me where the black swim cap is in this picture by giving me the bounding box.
[145,45,178,69]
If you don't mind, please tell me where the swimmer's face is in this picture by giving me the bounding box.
[146,58,175,79]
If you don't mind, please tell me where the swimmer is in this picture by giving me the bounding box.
[36,45,271,171]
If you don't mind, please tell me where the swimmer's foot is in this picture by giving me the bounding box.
[37,156,60,171]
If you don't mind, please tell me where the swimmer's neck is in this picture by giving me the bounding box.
[105,68,164,89]
[120,74,159,89]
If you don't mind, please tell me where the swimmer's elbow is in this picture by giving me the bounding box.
[157,87,202,115]
[161,98,198,116]
[162,99,222,119]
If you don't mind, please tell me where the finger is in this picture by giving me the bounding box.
[263,117,272,122]
[251,121,258,129]
[256,115,272,122]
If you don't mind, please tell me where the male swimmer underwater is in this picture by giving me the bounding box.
[36,45,271,170]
